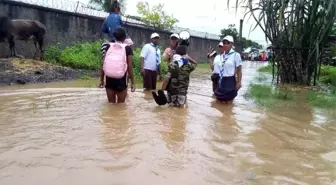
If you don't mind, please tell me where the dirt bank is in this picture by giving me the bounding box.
[0,58,98,86]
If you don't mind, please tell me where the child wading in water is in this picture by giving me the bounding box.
[98,27,136,103]
[161,45,198,107]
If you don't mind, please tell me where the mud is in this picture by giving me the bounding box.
[0,58,98,86]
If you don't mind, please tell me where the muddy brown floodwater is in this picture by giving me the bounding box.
[0,61,336,185]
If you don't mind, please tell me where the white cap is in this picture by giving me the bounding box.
[170,33,179,39]
[222,35,234,43]
[218,41,223,46]
[150,32,160,39]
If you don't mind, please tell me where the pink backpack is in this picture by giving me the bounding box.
[103,42,128,78]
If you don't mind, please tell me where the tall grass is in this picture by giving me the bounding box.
[244,84,294,107]
[44,41,168,81]
[249,64,336,109]
[319,65,336,87]
[230,0,336,85]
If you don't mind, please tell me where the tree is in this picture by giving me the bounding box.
[220,24,262,49]
[89,0,127,14]
[136,1,179,31]
[220,24,239,41]
[228,0,336,85]
[241,37,263,49]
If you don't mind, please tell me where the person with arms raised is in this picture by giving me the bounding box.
[162,33,180,63]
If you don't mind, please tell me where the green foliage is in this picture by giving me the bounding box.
[220,24,239,41]
[89,0,127,14]
[136,1,178,31]
[248,63,336,109]
[45,41,101,70]
[220,24,263,49]
[244,84,294,107]
[307,91,336,108]
[230,0,336,85]
[257,65,278,73]
[319,65,336,86]
[44,42,62,63]
[44,42,168,81]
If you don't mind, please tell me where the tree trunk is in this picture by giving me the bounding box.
[276,48,311,85]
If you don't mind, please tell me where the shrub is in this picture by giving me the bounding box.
[319,65,336,87]
[44,42,62,64]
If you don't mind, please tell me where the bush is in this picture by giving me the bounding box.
[44,42,168,81]
[44,42,62,64]
[319,65,336,87]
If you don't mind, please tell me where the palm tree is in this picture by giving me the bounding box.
[234,0,336,85]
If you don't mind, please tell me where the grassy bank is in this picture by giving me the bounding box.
[44,41,168,81]
[44,42,210,81]
[246,63,336,109]
[43,41,209,87]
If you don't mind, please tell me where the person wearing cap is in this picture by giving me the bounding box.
[213,35,242,103]
[140,32,162,91]
[207,41,225,94]
[162,33,180,63]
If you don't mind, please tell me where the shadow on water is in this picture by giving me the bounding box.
[0,61,336,185]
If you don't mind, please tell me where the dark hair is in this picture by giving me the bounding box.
[113,27,126,41]
[109,0,120,12]
[176,45,187,56]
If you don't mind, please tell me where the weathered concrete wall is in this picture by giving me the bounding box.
[0,0,220,62]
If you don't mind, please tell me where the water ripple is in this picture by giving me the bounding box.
[0,62,335,185]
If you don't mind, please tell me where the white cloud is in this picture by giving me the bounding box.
[79,0,268,46]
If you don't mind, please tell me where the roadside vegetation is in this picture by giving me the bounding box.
[43,41,168,82]
[43,41,209,85]
[245,64,336,109]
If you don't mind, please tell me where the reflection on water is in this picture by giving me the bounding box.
[0,61,336,185]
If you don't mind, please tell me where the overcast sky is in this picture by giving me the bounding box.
[78,0,268,46]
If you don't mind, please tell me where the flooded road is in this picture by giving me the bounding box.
[0,61,336,185]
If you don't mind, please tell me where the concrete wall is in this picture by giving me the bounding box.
[0,0,221,62]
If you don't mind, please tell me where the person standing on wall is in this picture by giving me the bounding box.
[213,35,243,104]
[162,33,180,63]
[140,33,162,91]
[100,0,133,46]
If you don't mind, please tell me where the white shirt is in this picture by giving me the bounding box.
[213,49,242,77]
[212,55,222,74]
[172,54,185,68]
[140,43,161,71]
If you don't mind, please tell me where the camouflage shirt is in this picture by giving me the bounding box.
[165,58,197,95]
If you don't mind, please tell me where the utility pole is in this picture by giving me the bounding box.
[235,19,244,54]
[239,19,243,41]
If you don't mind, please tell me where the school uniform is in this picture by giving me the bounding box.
[211,54,222,93]
[214,48,242,101]
[140,40,161,90]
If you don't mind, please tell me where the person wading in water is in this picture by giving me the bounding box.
[162,33,180,63]
[213,35,242,104]
[208,41,225,94]
[140,33,162,91]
